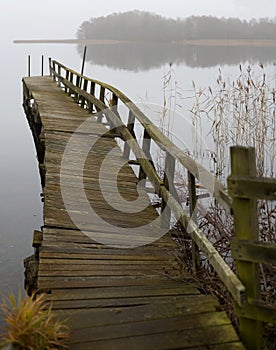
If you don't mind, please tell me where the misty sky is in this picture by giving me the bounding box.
[2,0,276,39]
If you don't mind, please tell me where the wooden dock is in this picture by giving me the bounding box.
[22,73,246,349]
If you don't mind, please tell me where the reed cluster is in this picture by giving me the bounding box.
[162,63,276,347]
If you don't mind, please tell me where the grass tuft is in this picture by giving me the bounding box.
[0,290,69,350]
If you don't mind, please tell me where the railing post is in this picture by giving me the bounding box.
[99,86,105,104]
[88,82,95,113]
[57,64,61,87]
[161,152,176,229]
[123,111,135,159]
[108,92,119,134]
[97,86,106,123]
[65,70,69,94]
[80,78,88,108]
[188,171,200,272]
[228,146,262,350]
[138,129,152,186]
[48,58,52,77]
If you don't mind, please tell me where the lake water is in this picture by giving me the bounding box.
[0,40,275,330]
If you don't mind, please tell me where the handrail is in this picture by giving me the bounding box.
[49,59,232,210]
[48,59,245,307]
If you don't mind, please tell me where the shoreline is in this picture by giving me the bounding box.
[13,39,276,47]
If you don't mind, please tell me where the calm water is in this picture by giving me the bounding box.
[0,40,275,330]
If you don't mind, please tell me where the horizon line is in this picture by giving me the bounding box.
[13,38,276,47]
[13,39,123,44]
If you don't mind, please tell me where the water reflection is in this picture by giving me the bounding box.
[77,43,276,71]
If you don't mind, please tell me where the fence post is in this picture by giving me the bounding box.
[228,146,262,350]
[188,171,200,272]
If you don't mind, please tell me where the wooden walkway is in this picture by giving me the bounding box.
[23,76,245,349]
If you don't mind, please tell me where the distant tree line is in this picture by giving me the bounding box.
[77,11,276,42]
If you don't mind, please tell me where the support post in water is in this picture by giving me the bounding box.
[81,45,87,76]
[78,45,87,89]
[228,146,263,350]
[41,55,44,76]
[28,55,31,77]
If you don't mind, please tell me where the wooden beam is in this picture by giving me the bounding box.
[228,176,276,200]
[231,239,276,265]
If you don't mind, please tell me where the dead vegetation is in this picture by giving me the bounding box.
[162,63,276,348]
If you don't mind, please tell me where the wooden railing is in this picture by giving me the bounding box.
[228,146,276,350]
[49,59,276,349]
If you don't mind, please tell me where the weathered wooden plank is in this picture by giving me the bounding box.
[38,269,172,277]
[39,261,173,271]
[69,312,232,343]
[68,324,239,350]
[231,239,276,265]
[39,257,172,265]
[228,175,276,200]
[46,284,200,300]
[40,249,171,259]
[38,276,189,290]
[42,232,176,248]
[47,290,211,310]
[180,344,245,350]
[236,300,276,324]
[53,296,220,328]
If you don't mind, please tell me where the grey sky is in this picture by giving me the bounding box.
[2,0,276,38]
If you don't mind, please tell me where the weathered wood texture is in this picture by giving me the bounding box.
[22,76,245,349]
[228,146,276,350]
[47,60,246,308]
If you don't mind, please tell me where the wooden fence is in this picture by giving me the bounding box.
[48,59,276,349]
[228,146,276,350]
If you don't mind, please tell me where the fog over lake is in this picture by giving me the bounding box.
[77,42,276,71]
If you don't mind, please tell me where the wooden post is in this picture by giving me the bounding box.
[97,86,106,123]
[65,70,69,94]
[123,110,135,159]
[228,146,262,350]
[41,55,44,76]
[138,129,152,186]
[188,170,200,272]
[80,45,87,77]
[48,58,52,77]
[69,72,74,96]
[112,93,119,110]
[80,78,88,108]
[28,55,31,77]
[88,82,95,113]
[99,86,105,104]
[161,152,175,229]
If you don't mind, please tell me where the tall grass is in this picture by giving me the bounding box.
[159,63,276,347]
[191,63,276,180]
[0,291,69,350]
